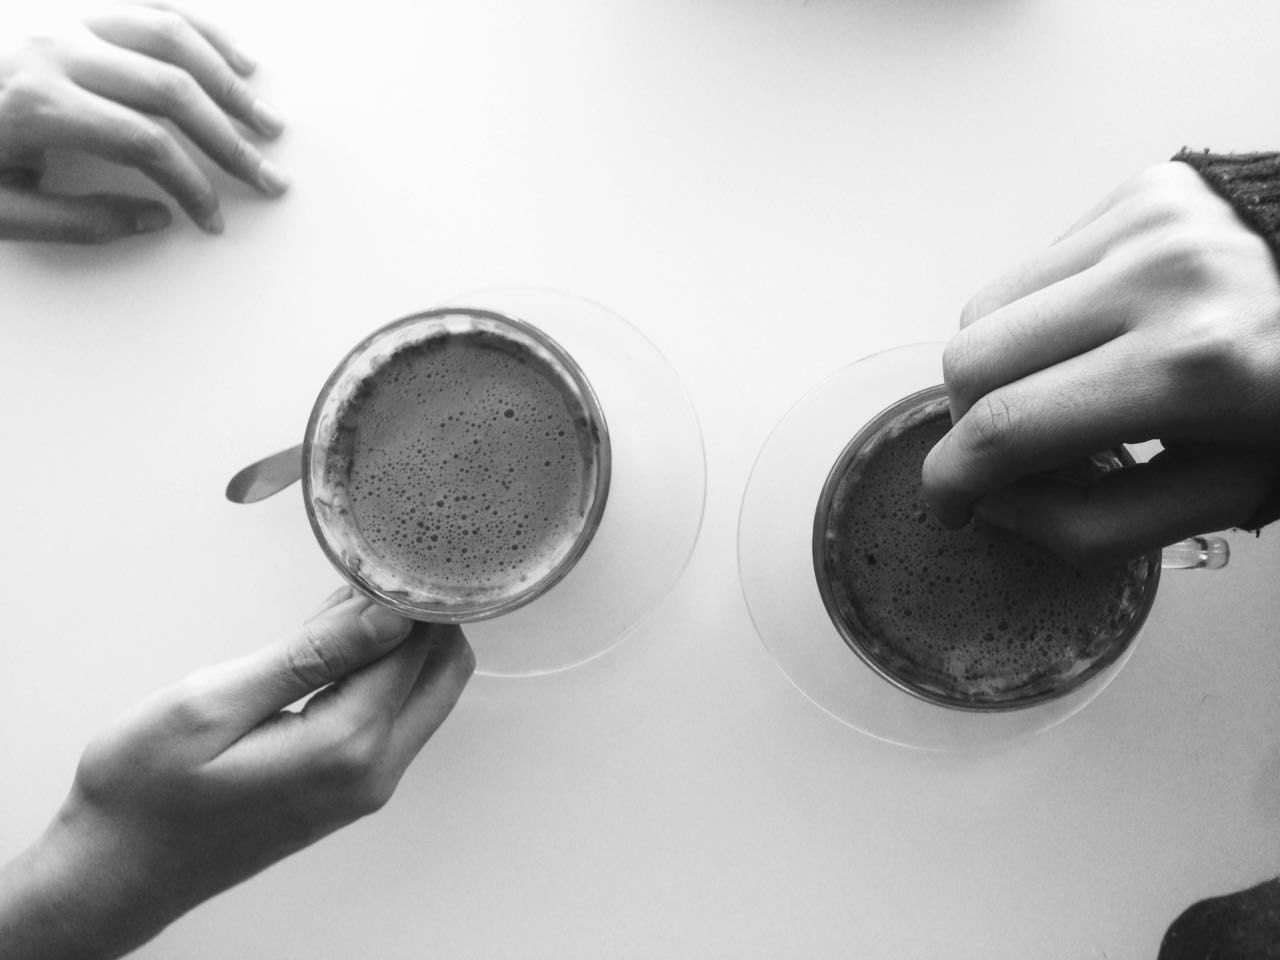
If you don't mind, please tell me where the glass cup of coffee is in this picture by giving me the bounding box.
[739,342,1230,748]
[247,287,705,678]
[811,383,1228,712]
[303,307,611,623]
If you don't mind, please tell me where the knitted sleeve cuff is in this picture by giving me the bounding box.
[1172,148,1280,532]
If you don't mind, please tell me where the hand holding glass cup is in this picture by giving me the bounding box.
[740,343,1232,751]
[231,288,705,677]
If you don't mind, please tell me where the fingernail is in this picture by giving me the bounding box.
[251,99,285,136]
[256,158,290,196]
[204,209,225,234]
[306,585,354,621]
[359,602,413,644]
[134,206,171,234]
[234,49,258,75]
[974,495,1017,532]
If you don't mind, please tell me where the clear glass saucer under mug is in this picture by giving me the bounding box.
[737,342,1229,751]
[308,287,706,678]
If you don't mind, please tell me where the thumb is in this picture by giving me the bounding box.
[972,449,1279,569]
[0,184,170,243]
[156,594,415,755]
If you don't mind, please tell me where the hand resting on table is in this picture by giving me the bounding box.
[0,3,288,243]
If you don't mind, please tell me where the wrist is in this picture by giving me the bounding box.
[0,797,174,960]
[0,823,102,960]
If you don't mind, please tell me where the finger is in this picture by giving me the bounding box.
[207,624,441,787]
[300,621,440,728]
[306,584,356,621]
[959,213,1114,330]
[945,261,1126,420]
[199,632,450,819]
[386,625,474,768]
[85,6,281,136]
[51,87,222,231]
[0,184,170,243]
[187,596,413,748]
[67,48,288,194]
[971,449,1280,568]
[137,2,259,76]
[922,338,1170,528]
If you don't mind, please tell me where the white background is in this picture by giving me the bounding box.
[3,0,1280,957]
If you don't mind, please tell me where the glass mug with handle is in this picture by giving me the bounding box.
[813,382,1228,714]
[737,342,1231,750]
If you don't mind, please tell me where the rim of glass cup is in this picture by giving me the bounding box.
[301,306,612,623]
[810,382,1163,713]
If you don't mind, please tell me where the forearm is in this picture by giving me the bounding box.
[0,829,101,960]
[0,805,167,960]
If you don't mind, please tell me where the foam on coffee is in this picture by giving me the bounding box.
[817,397,1156,708]
[309,311,607,615]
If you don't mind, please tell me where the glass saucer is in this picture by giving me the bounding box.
[737,343,1141,750]
[436,288,706,677]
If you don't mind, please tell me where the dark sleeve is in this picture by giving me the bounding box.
[1172,148,1280,532]
[1158,874,1280,960]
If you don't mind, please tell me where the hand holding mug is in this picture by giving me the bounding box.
[922,161,1280,567]
[0,588,473,960]
[0,3,288,243]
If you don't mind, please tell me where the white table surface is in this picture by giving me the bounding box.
[4,1,1280,956]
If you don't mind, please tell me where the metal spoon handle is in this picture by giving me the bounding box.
[225,444,304,503]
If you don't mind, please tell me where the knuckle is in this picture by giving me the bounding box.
[1153,227,1216,276]
[13,33,72,72]
[964,393,1019,460]
[0,72,56,129]
[153,67,198,111]
[1130,161,1195,202]
[149,10,192,49]
[73,733,120,803]
[220,74,252,110]
[350,775,398,817]
[19,33,62,56]
[124,122,174,167]
[286,624,350,688]
[1166,311,1242,384]
[1122,173,1198,231]
[227,134,256,173]
[1120,226,1221,291]
[325,722,389,787]
[942,329,979,397]
[162,671,223,735]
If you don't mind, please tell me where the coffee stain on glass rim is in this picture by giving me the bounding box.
[302,307,611,624]
[811,384,1161,713]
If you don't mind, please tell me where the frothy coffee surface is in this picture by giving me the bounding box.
[316,318,604,613]
[819,398,1156,707]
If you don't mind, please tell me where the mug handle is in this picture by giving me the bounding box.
[1162,536,1229,570]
